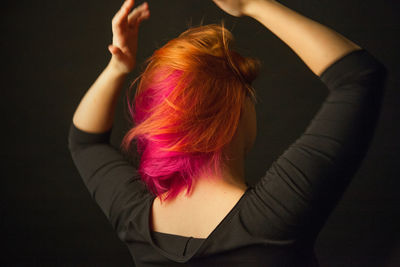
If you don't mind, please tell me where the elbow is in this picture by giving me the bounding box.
[67,135,75,153]
[368,62,389,97]
[376,63,389,87]
[66,122,113,153]
[370,58,388,80]
[67,123,81,154]
[67,134,79,155]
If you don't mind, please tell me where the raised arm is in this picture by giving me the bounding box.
[213,0,361,76]
[72,0,150,133]
[68,0,151,237]
[213,0,388,239]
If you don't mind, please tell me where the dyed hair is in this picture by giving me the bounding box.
[121,22,261,203]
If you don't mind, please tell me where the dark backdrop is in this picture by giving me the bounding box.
[2,0,399,266]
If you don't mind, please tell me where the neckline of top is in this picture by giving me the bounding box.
[152,231,206,240]
[145,186,253,262]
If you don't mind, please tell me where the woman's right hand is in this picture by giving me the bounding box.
[211,0,263,17]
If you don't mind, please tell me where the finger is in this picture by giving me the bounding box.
[136,9,150,24]
[112,0,135,28]
[127,2,147,23]
[113,1,132,25]
[128,2,149,24]
[128,9,150,29]
[134,9,150,24]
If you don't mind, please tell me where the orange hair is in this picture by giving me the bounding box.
[121,22,261,203]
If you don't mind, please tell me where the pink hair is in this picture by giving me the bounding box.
[121,22,261,203]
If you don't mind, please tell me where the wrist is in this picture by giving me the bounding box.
[107,57,133,77]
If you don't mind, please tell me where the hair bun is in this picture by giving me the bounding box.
[227,50,261,85]
[121,23,262,202]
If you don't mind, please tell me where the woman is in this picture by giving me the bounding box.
[68,0,387,265]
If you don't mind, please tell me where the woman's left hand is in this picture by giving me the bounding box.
[108,0,150,74]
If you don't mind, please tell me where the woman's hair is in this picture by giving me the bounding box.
[121,22,261,203]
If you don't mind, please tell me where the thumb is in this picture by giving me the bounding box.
[108,45,124,60]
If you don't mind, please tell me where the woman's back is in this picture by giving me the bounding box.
[68,0,388,266]
[68,48,387,266]
[151,178,248,239]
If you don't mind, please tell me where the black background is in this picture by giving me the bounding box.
[2,0,399,266]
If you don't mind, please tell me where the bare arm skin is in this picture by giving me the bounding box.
[213,0,362,76]
[72,0,150,133]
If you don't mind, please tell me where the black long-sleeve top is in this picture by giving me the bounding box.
[68,49,388,266]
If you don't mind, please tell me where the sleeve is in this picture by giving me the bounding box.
[67,123,150,238]
[253,49,388,240]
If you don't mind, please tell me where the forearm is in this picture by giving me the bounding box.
[243,0,362,76]
[72,59,128,133]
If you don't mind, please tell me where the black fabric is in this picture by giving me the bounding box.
[68,49,388,266]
